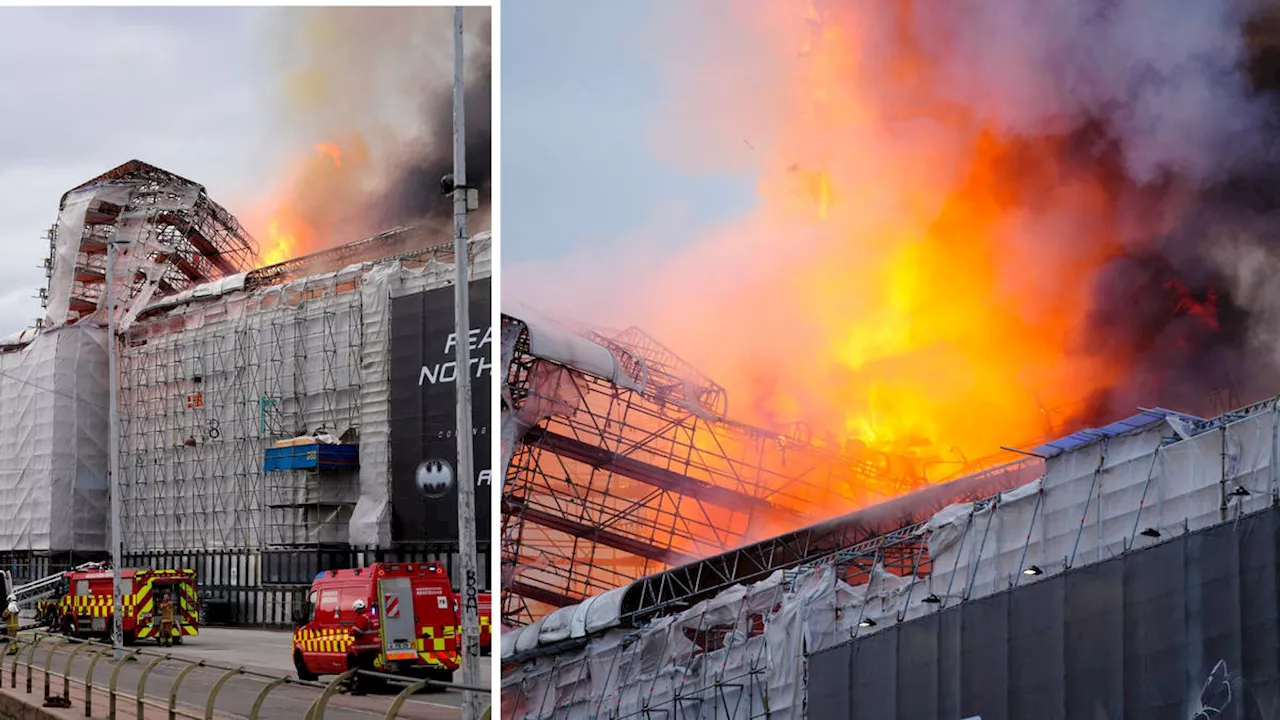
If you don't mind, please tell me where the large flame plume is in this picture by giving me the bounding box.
[510,0,1280,482]
[246,6,492,266]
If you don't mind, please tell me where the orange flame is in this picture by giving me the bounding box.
[640,4,1172,480]
[253,140,354,267]
[315,142,342,168]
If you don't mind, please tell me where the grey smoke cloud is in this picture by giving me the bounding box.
[899,0,1268,184]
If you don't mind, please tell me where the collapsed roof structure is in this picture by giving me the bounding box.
[40,160,261,331]
[500,311,946,625]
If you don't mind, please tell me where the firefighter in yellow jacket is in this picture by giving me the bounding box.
[4,595,18,640]
[158,596,175,647]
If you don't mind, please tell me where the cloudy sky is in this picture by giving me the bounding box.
[0,7,282,336]
[0,5,467,339]
[502,0,754,270]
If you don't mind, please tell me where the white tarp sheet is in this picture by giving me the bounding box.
[0,325,108,552]
[504,400,1280,719]
[116,234,491,551]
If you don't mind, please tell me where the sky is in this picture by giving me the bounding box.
[0,7,286,337]
[502,0,755,270]
[0,6,408,339]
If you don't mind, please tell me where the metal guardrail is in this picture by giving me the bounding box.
[1,632,491,719]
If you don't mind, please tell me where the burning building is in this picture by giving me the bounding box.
[502,355,1280,718]
[500,310,941,625]
[0,160,492,625]
[499,0,1280,716]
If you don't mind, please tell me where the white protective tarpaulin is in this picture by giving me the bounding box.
[505,400,1280,718]
[0,325,108,552]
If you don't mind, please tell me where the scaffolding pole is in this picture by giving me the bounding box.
[107,237,124,661]
[451,7,483,719]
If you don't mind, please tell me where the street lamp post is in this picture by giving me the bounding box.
[450,7,483,719]
[105,238,124,660]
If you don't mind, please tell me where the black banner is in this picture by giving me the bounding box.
[811,504,1280,720]
[389,280,492,544]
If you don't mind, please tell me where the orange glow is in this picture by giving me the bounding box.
[315,142,342,168]
[260,218,306,267]
[251,139,367,267]
[641,3,1178,482]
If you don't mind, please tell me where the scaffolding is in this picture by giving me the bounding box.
[116,236,488,553]
[42,160,259,330]
[501,396,1280,719]
[500,313,933,626]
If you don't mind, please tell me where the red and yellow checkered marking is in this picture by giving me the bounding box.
[130,570,200,639]
[414,625,460,668]
[294,627,356,655]
[48,569,199,640]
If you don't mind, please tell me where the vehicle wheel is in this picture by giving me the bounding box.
[173,636,182,646]
[294,652,317,682]
[123,631,135,647]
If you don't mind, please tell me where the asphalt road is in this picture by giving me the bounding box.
[0,626,493,719]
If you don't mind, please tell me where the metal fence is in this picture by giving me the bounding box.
[1,631,491,719]
[125,544,493,629]
[1,544,491,630]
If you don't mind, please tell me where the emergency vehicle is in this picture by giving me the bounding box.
[35,566,199,644]
[453,591,492,655]
[293,562,460,684]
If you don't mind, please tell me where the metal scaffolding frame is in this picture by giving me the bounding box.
[116,234,466,553]
[116,269,366,551]
[616,457,1045,626]
[43,160,259,325]
[242,225,453,291]
[501,315,934,626]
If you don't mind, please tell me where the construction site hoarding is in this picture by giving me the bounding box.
[389,279,493,544]
[811,502,1280,720]
[0,325,108,554]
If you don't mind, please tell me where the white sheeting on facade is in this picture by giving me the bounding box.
[0,325,108,553]
[115,234,491,551]
[45,181,206,332]
[504,400,1280,719]
[506,307,643,392]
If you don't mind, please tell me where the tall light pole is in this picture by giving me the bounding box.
[106,238,124,660]
[450,7,483,720]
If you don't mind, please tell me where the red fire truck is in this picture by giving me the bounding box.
[453,591,492,655]
[36,566,199,644]
[293,562,461,684]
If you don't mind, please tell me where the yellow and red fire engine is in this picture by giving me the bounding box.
[293,562,466,684]
[36,565,199,645]
[453,591,492,655]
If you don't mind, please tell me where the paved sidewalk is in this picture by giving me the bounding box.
[0,630,491,719]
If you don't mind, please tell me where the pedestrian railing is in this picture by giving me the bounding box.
[1,632,491,719]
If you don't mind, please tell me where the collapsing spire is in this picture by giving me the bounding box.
[42,160,260,331]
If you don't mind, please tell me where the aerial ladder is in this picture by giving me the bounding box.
[1,562,109,628]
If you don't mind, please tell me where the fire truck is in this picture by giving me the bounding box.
[32,564,199,644]
[453,591,492,655]
[293,562,464,684]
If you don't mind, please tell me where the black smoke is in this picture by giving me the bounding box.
[374,17,491,232]
[1070,5,1280,424]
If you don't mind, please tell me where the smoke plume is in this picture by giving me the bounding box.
[249,6,491,262]
[510,0,1280,466]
